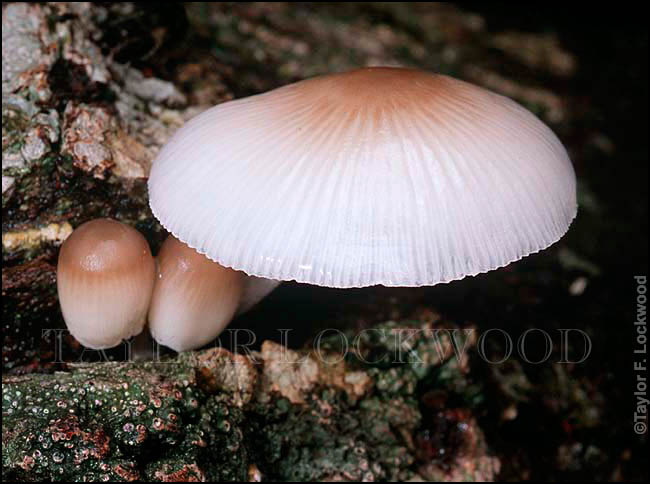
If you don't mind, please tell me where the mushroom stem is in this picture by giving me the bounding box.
[237,276,281,315]
[128,329,155,362]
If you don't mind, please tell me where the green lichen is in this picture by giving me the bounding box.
[2,361,248,481]
[251,388,419,481]
[3,319,488,482]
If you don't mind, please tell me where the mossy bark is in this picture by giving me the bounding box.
[2,321,498,481]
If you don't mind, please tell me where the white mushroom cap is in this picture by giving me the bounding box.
[149,67,576,288]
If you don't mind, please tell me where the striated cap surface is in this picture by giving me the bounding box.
[149,67,577,288]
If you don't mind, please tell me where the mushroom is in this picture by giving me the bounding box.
[57,218,155,349]
[148,66,576,295]
[148,235,244,351]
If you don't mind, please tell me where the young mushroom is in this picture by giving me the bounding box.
[57,218,155,349]
[148,235,244,351]
[148,66,576,304]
